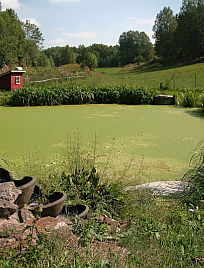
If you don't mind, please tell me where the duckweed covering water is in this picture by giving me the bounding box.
[0,104,203,182]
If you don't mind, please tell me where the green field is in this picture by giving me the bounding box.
[1,104,204,183]
[26,62,204,92]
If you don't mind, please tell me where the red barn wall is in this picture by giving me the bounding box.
[10,73,23,90]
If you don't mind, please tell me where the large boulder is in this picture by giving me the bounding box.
[0,199,18,219]
[0,181,22,203]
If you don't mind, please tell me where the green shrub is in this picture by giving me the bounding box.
[56,167,123,216]
[10,84,157,106]
[180,88,201,107]
[0,90,12,106]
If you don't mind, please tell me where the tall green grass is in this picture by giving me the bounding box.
[10,84,157,106]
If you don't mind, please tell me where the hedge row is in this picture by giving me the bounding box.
[10,84,158,106]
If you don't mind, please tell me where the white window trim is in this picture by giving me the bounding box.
[15,76,20,85]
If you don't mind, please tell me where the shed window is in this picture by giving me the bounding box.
[15,76,20,85]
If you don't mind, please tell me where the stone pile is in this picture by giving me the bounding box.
[0,178,121,252]
[0,181,75,249]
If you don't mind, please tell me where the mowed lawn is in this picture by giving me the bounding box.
[0,104,204,183]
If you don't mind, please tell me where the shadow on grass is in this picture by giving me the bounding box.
[185,108,204,119]
[120,61,195,75]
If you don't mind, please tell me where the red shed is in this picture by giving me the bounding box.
[0,70,26,91]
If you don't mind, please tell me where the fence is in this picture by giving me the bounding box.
[25,74,92,84]
[23,72,203,91]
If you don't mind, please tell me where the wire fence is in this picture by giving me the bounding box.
[25,74,92,84]
[24,72,203,91]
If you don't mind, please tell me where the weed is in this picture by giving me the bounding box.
[183,140,204,205]
[180,88,201,107]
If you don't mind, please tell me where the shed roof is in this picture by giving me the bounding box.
[0,70,26,78]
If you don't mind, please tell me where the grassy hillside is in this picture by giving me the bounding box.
[24,62,204,93]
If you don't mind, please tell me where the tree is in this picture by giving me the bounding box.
[118,30,153,66]
[0,9,25,67]
[44,46,63,66]
[49,55,55,67]
[0,9,44,67]
[37,51,51,67]
[152,6,177,61]
[88,44,112,67]
[76,45,88,64]
[21,20,44,48]
[84,52,98,70]
[61,45,75,65]
[20,20,44,66]
[176,0,204,61]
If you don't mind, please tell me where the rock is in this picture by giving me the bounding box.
[0,218,21,230]
[97,214,120,231]
[124,181,190,196]
[57,215,73,225]
[18,207,36,222]
[0,219,38,249]
[24,217,77,247]
[8,211,20,221]
[85,213,120,231]
[0,181,22,203]
[0,199,18,219]
[24,217,73,236]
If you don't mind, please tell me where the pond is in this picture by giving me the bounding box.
[0,104,203,182]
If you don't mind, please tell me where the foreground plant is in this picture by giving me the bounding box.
[180,88,201,107]
[183,139,204,205]
[58,166,124,217]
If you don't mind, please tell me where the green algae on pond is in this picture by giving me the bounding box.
[0,105,203,182]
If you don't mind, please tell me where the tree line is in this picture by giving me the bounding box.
[44,31,154,70]
[0,3,154,69]
[1,0,204,70]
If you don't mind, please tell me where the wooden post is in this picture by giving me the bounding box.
[195,73,196,89]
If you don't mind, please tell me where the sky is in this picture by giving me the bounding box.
[1,0,182,49]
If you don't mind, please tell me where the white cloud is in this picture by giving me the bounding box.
[127,17,155,26]
[48,38,66,45]
[1,0,21,10]
[21,18,42,27]
[50,0,81,2]
[63,32,97,39]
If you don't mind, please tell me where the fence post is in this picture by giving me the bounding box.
[174,73,175,89]
[195,73,196,89]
